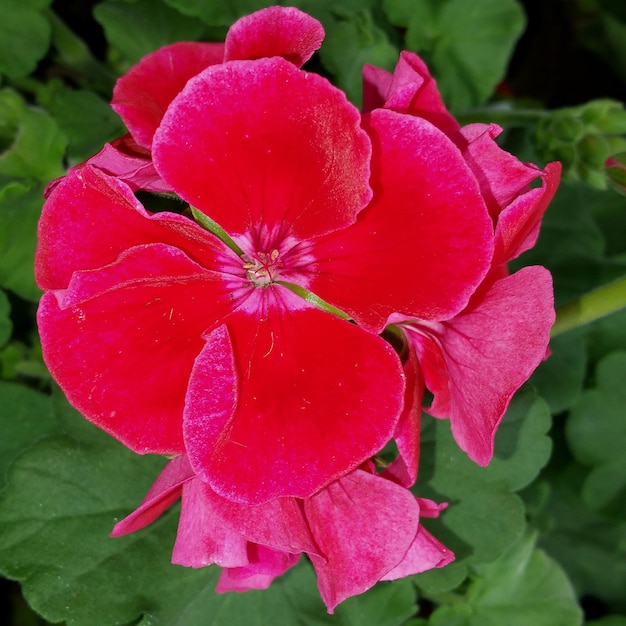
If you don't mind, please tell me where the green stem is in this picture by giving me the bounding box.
[190,207,245,256]
[551,274,626,337]
[456,107,550,127]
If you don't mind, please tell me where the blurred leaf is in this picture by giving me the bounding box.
[0,382,55,488]
[586,617,626,626]
[94,0,208,65]
[539,463,626,613]
[566,351,626,518]
[312,6,398,105]
[0,181,45,301]
[530,332,587,414]
[0,0,52,79]
[414,387,552,593]
[0,89,67,184]
[383,0,525,111]
[0,289,11,347]
[44,87,125,162]
[163,0,275,25]
[429,531,583,626]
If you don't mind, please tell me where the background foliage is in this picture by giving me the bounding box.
[0,0,625,624]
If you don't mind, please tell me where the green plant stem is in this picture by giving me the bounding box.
[456,107,550,127]
[551,274,626,337]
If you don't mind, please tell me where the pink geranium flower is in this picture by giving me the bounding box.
[36,8,495,504]
[364,52,560,470]
[111,455,453,613]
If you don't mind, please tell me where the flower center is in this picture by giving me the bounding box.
[242,249,281,286]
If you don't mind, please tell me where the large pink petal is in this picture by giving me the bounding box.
[112,41,225,149]
[494,161,561,265]
[217,547,300,592]
[408,266,555,466]
[153,57,371,240]
[308,109,494,333]
[184,286,405,504]
[111,455,194,536]
[38,244,240,455]
[304,469,420,613]
[224,6,324,67]
[36,166,231,291]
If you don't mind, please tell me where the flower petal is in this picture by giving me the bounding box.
[309,109,494,332]
[217,548,300,592]
[153,57,371,239]
[224,6,324,67]
[112,41,225,148]
[304,469,420,613]
[38,244,239,455]
[110,455,194,536]
[184,287,404,504]
[173,477,249,568]
[494,161,561,265]
[408,266,555,466]
[35,166,230,291]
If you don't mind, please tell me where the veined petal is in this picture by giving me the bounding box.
[110,455,194,536]
[309,109,494,332]
[35,166,231,291]
[304,469,420,613]
[217,548,300,592]
[407,266,555,466]
[38,244,240,455]
[184,286,404,504]
[494,161,562,265]
[458,123,548,220]
[173,477,249,568]
[225,6,324,67]
[112,41,225,149]
[153,57,372,240]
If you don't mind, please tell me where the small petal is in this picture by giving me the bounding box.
[216,546,299,592]
[305,469,420,613]
[184,287,404,504]
[309,109,493,332]
[111,455,194,536]
[173,478,249,568]
[225,6,324,67]
[153,57,371,240]
[112,41,225,148]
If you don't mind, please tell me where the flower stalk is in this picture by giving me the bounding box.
[551,274,626,336]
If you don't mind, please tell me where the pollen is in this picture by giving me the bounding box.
[242,249,282,286]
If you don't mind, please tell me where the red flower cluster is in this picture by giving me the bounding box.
[36,6,559,612]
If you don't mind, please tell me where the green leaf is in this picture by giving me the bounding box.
[383,0,525,111]
[539,463,626,613]
[530,332,587,414]
[0,88,67,184]
[94,0,208,65]
[162,0,273,26]
[45,87,125,162]
[429,531,583,626]
[0,382,55,488]
[0,0,52,79]
[305,5,399,105]
[586,617,626,626]
[0,181,44,301]
[0,288,11,347]
[566,351,626,517]
[414,387,552,593]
